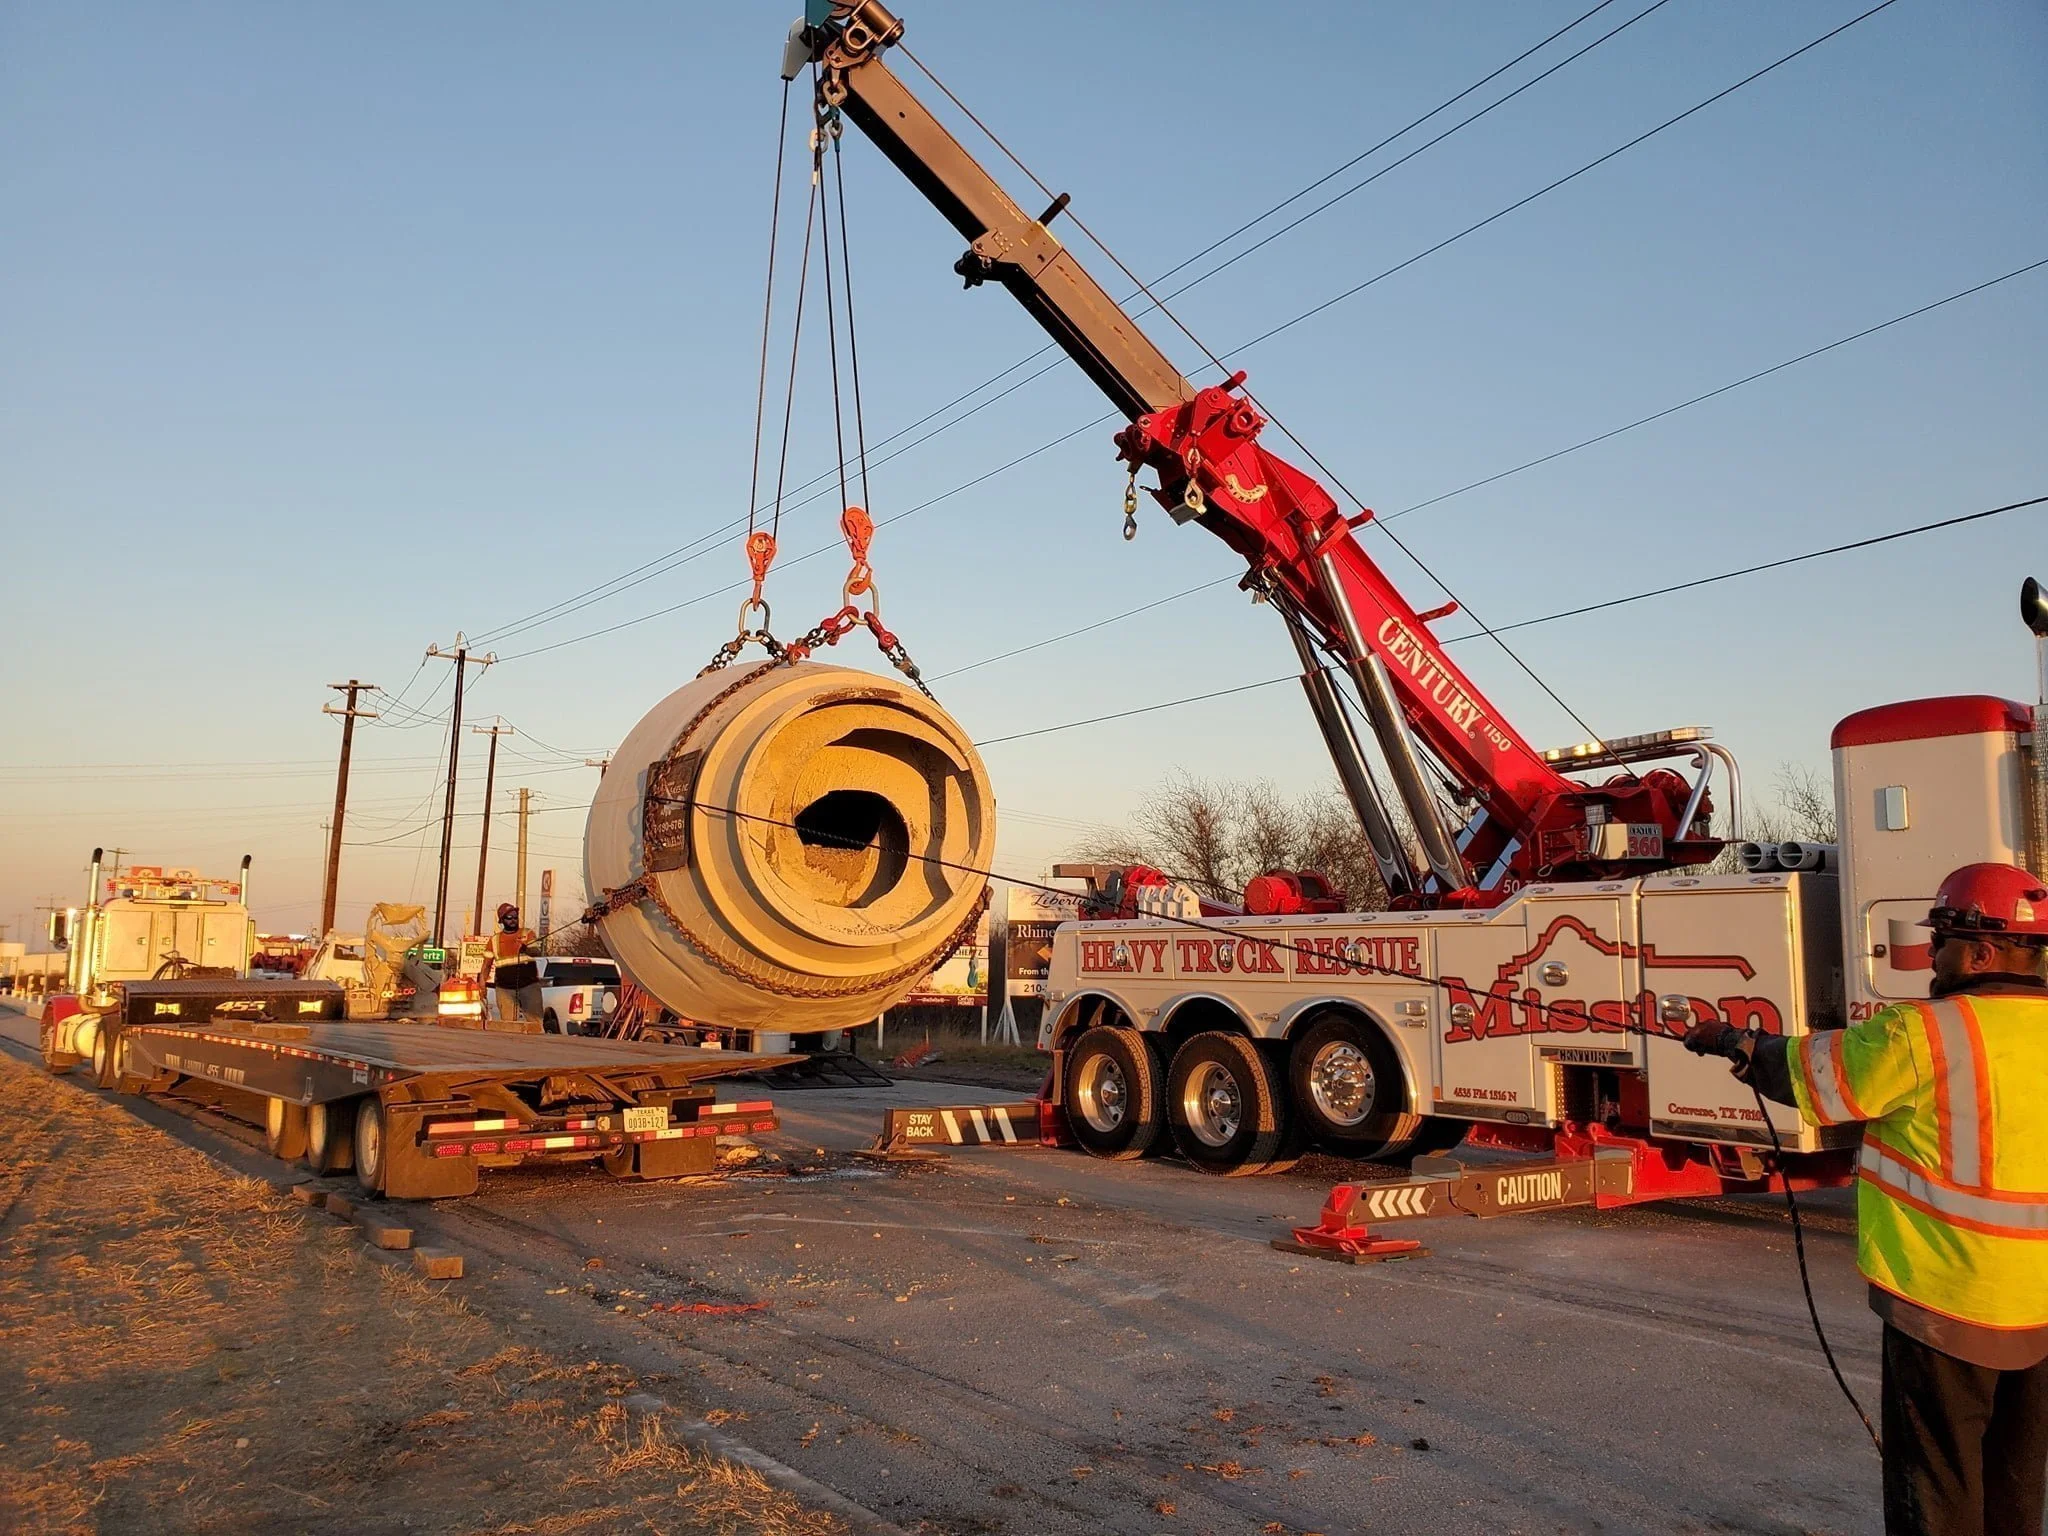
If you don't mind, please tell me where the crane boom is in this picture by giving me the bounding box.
[791,2,1722,901]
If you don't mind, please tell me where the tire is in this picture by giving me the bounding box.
[542,1010,560,1035]
[1062,1025,1165,1161]
[353,1098,388,1197]
[1287,1011,1421,1157]
[90,1026,114,1088]
[265,1097,309,1161]
[1166,1031,1291,1176]
[305,1099,357,1175]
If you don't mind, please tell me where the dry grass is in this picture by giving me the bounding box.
[0,1055,840,1535]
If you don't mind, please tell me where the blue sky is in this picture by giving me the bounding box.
[4,0,2044,939]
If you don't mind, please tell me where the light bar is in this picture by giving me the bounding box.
[1542,725,1712,765]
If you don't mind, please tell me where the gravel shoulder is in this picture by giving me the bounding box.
[0,1051,843,1536]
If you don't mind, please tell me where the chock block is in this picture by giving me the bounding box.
[323,1193,356,1220]
[288,1184,325,1206]
[413,1247,464,1280]
[356,1213,414,1250]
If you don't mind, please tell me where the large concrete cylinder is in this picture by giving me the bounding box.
[585,660,995,1034]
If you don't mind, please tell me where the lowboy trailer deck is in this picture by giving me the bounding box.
[57,978,797,1199]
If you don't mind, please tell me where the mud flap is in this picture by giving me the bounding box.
[604,1135,717,1181]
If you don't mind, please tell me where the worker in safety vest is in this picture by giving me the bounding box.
[1686,861,2048,1536]
[484,902,538,1025]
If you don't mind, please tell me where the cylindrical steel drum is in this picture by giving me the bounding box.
[585,660,994,1034]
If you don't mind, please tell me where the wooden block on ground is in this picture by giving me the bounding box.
[412,1246,463,1280]
[323,1193,356,1220]
[288,1184,325,1206]
[356,1212,414,1250]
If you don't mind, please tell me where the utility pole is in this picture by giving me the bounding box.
[470,720,514,941]
[426,635,494,946]
[584,755,612,779]
[515,788,531,924]
[320,680,377,935]
[106,847,131,879]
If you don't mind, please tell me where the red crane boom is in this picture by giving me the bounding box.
[791,2,1725,904]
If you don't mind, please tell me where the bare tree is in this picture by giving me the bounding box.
[1071,773,1390,911]
[1743,761,1838,846]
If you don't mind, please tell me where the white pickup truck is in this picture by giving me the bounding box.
[523,957,622,1035]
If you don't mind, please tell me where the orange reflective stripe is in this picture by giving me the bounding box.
[1952,997,1996,1185]
[1798,1033,1851,1124]
[1913,1000,1959,1181]
[1858,1140,2048,1238]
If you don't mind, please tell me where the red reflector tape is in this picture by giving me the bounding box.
[734,1101,772,1114]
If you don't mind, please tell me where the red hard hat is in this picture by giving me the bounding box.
[1920,862,2048,939]
[497,902,519,921]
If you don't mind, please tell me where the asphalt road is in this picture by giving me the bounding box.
[1,1010,1886,1535]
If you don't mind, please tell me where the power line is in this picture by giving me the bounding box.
[464,3,1662,651]
[970,493,2044,748]
[1225,0,1902,359]
[1384,256,2048,522]
[491,4,1901,671]
[917,257,2048,686]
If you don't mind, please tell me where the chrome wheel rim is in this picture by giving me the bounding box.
[1074,1054,1129,1134]
[1181,1060,1242,1148]
[1309,1041,1375,1128]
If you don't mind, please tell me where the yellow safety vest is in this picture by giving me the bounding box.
[1787,992,2048,1330]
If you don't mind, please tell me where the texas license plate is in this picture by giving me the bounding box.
[622,1106,668,1133]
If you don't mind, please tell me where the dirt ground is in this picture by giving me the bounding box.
[0,1054,842,1536]
[854,1034,1047,1096]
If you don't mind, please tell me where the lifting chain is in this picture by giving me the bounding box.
[1122,470,1139,541]
[697,511,936,701]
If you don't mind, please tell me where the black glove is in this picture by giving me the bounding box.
[1683,1020,1740,1059]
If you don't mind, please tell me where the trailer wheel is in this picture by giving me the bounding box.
[305,1100,357,1175]
[352,1098,387,1197]
[1062,1025,1164,1161]
[1287,1011,1420,1157]
[91,1026,148,1095]
[265,1097,309,1161]
[1167,1032,1290,1176]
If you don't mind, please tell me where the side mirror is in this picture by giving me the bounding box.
[47,910,70,951]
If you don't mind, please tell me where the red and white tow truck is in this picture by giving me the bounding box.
[791,5,2048,1226]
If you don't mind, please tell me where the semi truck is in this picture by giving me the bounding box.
[788,4,2048,1200]
[40,850,794,1198]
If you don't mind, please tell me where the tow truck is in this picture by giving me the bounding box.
[40,849,794,1198]
[788,5,2047,1214]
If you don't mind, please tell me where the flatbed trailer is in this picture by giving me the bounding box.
[57,978,797,1199]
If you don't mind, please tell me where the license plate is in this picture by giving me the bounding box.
[622,1106,668,1134]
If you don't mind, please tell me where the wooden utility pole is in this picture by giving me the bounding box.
[515,788,531,923]
[470,720,514,940]
[320,680,377,935]
[426,636,494,946]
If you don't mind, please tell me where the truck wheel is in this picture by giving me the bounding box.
[353,1098,388,1197]
[265,1097,309,1161]
[542,1010,560,1035]
[1062,1025,1164,1161]
[1287,1011,1419,1156]
[305,1100,357,1175]
[1167,1032,1290,1176]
